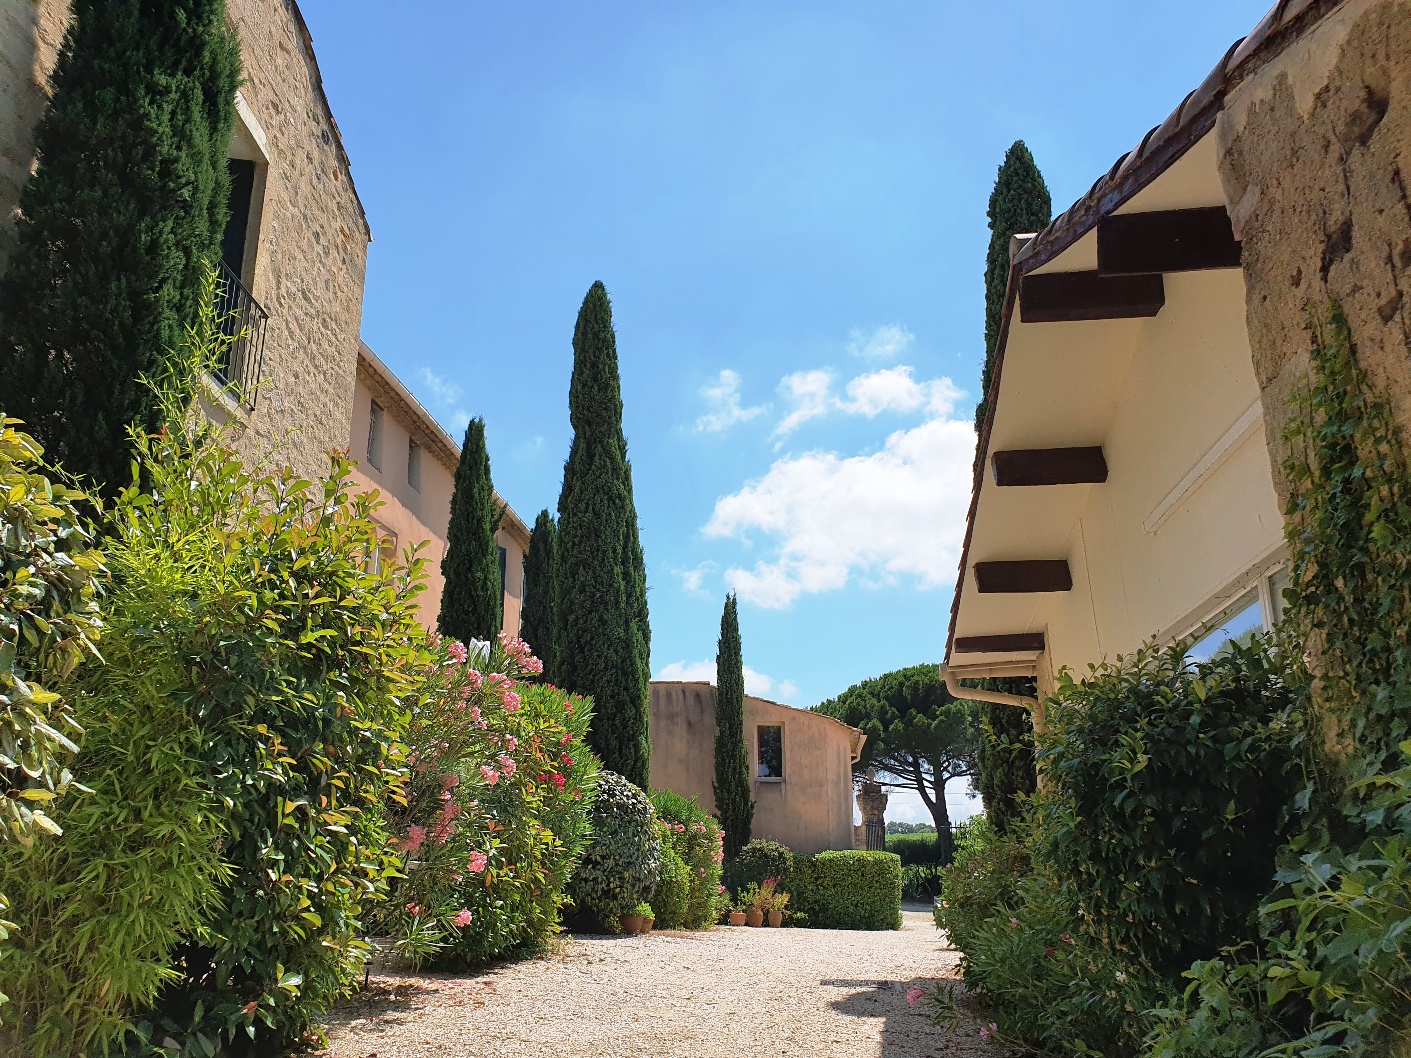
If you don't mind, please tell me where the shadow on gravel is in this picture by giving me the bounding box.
[825,977,1005,1057]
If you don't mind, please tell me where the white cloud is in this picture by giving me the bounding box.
[418,367,472,435]
[695,370,769,433]
[673,561,718,597]
[654,660,800,702]
[706,408,976,609]
[772,369,836,438]
[847,324,914,362]
[772,365,960,440]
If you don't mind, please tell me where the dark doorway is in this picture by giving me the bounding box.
[221,159,256,278]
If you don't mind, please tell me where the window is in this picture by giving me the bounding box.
[407,439,422,492]
[757,725,783,780]
[1187,563,1288,660]
[368,522,397,575]
[367,401,384,469]
[498,545,508,600]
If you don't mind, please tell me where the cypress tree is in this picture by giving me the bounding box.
[439,417,503,643]
[0,0,240,495]
[975,684,1038,835]
[555,281,651,788]
[521,508,559,681]
[975,141,1051,435]
[712,593,752,860]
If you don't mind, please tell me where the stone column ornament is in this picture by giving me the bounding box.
[856,769,888,852]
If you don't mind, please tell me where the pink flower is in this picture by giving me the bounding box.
[979,1023,998,1041]
[551,772,566,791]
[406,902,422,916]
[498,755,517,777]
[505,736,518,751]
[718,885,727,895]
[470,706,483,724]
[1062,933,1074,945]
[448,641,469,664]
[480,766,501,786]
[453,909,473,928]
[443,772,460,790]
[467,669,483,691]
[1009,917,1018,927]
[502,690,521,712]
[402,825,427,854]
[467,851,488,873]
[560,734,572,745]
[565,701,574,715]
[906,987,926,1007]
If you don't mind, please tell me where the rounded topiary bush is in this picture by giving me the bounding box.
[649,842,691,929]
[568,770,662,928]
[725,838,793,894]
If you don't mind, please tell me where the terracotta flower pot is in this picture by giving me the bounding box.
[745,908,764,927]
[728,911,747,926]
[619,914,643,934]
[767,910,784,927]
[642,916,655,933]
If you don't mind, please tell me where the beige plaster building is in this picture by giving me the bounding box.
[648,682,866,855]
[944,0,1411,708]
[352,344,531,635]
[0,0,371,480]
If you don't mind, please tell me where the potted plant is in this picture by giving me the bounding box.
[727,898,747,927]
[619,910,644,934]
[755,877,789,926]
[766,881,790,928]
[636,901,656,933]
[739,883,764,927]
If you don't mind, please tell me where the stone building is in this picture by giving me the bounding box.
[944,0,1410,710]
[648,682,866,855]
[350,343,531,636]
[0,0,370,480]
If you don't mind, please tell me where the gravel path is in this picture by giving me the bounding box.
[318,910,1009,1058]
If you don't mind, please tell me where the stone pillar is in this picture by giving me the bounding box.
[855,772,888,853]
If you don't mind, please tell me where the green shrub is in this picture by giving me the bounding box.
[886,831,943,867]
[568,771,661,928]
[0,395,423,1054]
[1039,637,1305,973]
[368,636,600,969]
[935,825,1029,952]
[901,863,942,901]
[649,844,691,930]
[725,837,793,893]
[650,789,725,929]
[788,851,901,930]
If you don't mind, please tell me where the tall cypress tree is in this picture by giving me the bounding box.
[521,508,559,681]
[712,593,752,860]
[555,281,651,788]
[975,141,1051,435]
[439,417,503,643]
[0,0,240,495]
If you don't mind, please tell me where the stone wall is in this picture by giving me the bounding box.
[1218,0,1411,499]
[0,0,371,480]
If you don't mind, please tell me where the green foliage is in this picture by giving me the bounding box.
[972,683,1038,835]
[649,844,691,930]
[520,510,559,682]
[886,831,943,867]
[0,419,103,845]
[885,821,936,835]
[370,636,599,970]
[788,851,901,931]
[901,863,942,901]
[555,282,651,788]
[724,838,794,894]
[815,664,979,857]
[1040,638,1306,973]
[568,770,661,927]
[650,789,726,929]
[975,140,1051,435]
[439,417,503,643]
[712,593,752,859]
[0,0,239,496]
[1150,306,1411,1056]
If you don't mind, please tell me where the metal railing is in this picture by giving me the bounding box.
[212,259,268,411]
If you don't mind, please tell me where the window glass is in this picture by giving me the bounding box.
[757,725,783,779]
[1189,589,1264,661]
[407,439,421,492]
[367,401,384,470]
[498,546,507,599]
[1267,566,1291,625]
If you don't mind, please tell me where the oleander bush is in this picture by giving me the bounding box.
[0,357,425,1055]
[789,851,901,931]
[650,789,725,929]
[568,770,662,929]
[369,636,600,969]
[724,837,793,894]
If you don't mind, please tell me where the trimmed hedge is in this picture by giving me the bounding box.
[885,831,944,867]
[788,851,902,931]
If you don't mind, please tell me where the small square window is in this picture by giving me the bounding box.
[757,725,783,779]
[407,439,422,492]
[367,400,384,470]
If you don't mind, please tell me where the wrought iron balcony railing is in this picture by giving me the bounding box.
[212,259,268,411]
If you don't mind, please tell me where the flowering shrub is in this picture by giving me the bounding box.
[568,771,661,929]
[724,837,793,894]
[649,789,725,929]
[371,634,600,967]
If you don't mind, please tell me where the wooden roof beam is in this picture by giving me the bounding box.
[1019,271,1165,323]
[1098,206,1241,276]
[992,447,1108,486]
[953,633,1047,654]
[973,560,1072,594]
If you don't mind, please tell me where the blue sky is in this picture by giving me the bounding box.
[301,1,1273,821]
